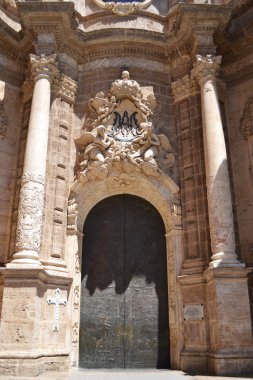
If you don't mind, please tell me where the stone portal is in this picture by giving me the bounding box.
[79,194,170,369]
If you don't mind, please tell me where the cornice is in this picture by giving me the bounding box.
[17,2,168,64]
[165,4,232,64]
[0,1,236,71]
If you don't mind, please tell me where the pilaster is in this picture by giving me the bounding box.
[171,74,210,275]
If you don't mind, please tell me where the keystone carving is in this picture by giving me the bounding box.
[74,71,174,184]
[92,0,153,16]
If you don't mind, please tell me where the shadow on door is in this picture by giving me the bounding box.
[80,194,170,369]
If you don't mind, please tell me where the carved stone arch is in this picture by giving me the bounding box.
[67,171,183,369]
[67,71,183,369]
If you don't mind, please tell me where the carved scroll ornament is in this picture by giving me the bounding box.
[92,0,153,16]
[74,71,174,185]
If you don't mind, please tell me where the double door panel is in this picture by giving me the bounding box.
[79,195,169,368]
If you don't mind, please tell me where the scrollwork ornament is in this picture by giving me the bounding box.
[16,182,44,252]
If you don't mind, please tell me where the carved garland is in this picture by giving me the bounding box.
[92,0,153,16]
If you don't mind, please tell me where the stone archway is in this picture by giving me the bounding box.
[67,170,182,369]
[66,71,183,369]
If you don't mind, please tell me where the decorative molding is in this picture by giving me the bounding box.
[54,74,78,105]
[21,173,45,186]
[0,101,8,138]
[171,75,199,103]
[92,0,153,16]
[191,55,221,87]
[240,97,253,139]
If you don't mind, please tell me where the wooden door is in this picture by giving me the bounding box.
[79,195,169,368]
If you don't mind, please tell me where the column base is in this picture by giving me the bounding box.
[8,249,41,268]
[204,266,253,375]
[209,251,245,268]
[0,355,69,377]
[0,266,72,377]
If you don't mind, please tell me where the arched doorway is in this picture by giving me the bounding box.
[79,194,170,369]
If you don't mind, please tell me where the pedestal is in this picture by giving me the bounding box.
[204,267,253,375]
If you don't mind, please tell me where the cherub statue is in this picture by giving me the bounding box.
[129,121,174,176]
[75,125,115,179]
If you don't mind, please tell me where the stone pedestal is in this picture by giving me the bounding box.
[0,268,72,376]
[204,268,253,375]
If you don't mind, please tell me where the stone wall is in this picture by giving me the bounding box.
[226,76,253,266]
[0,79,22,264]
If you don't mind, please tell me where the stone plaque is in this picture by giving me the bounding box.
[183,304,204,321]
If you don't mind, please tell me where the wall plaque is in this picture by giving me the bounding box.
[183,304,204,321]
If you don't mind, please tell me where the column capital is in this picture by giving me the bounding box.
[191,55,221,87]
[171,75,199,104]
[54,74,78,105]
[30,54,59,83]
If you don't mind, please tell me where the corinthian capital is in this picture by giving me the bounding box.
[30,54,59,83]
[192,55,221,87]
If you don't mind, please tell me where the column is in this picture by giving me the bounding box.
[10,54,58,266]
[192,55,243,268]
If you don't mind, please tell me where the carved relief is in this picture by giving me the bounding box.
[171,75,199,103]
[240,97,253,180]
[0,100,8,138]
[74,71,174,185]
[92,0,153,16]
[16,179,44,252]
[240,97,253,139]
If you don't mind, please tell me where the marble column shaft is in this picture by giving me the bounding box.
[192,55,243,268]
[11,54,58,266]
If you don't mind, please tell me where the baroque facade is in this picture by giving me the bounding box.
[0,0,253,377]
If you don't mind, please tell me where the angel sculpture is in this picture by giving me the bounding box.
[130,121,174,177]
[75,125,115,181]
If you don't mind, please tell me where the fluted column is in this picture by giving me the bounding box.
[192,55,243,268]
[10,54,58,266]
